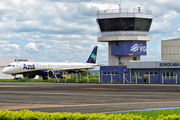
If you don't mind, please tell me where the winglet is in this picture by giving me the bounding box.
[86,46,98,64]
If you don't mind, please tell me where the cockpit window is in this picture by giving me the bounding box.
[7,65,15,67]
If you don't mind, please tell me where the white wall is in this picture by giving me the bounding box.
[162,38,180,61]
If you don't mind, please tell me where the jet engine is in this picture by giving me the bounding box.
[47,70,62,78]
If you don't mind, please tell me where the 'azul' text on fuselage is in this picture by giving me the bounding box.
[23,64,35,70]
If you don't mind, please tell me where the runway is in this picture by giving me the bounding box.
[1,82,180,113]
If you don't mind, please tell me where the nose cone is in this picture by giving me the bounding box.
[2,67,9,74]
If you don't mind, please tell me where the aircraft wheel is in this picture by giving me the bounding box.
[43,76,48,80]
[23,74,36,79]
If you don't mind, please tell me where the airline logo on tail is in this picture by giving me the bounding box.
[91,53,96,63]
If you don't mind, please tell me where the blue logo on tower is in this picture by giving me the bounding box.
[130,43,146,53]
[23,64,35,70]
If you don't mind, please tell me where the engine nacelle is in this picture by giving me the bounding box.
[47,70,62,78]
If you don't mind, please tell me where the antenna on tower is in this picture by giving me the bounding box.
[118,0,123,13]
[118,0,123,8]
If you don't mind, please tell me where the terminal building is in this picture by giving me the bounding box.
[97,8,180,84]
[161,38,180,61]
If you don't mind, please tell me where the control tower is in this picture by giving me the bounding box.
[96,8,153,66]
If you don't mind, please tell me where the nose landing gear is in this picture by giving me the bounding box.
[12,74,19,80]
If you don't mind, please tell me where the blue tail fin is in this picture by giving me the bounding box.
[86,46,98,64]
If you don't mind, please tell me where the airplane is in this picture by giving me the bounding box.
[2,46,99,80]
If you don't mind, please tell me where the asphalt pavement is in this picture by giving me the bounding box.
[0,82,180,113]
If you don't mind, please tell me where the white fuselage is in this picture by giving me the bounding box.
[2,62,98,75]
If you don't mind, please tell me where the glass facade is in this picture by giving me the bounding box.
[163,72,177,79]
[132,72,142,79]
[97,18,152,32]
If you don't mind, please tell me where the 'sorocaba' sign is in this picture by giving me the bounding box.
[159,63,180,67]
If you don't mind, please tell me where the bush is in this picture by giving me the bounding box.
[1,109,180,120]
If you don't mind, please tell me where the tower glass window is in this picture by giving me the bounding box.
[97,18,152,32]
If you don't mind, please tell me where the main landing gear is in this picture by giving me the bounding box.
[43,76,48,80]
[23,74,36,79]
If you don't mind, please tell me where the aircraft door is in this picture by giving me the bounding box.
[17,63,22,71]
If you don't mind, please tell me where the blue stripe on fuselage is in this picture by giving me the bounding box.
[17,70,47,76]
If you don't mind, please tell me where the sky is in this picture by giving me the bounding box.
[0,0,180,64]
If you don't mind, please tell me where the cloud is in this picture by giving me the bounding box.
[0,40,10,44]
[9,44,20,50]
[141,49,161,61]
[0,0,180,63]
[25,42,38,51]
[0,43,20,52]
[177,27,180,31]
[163,10,179,20]
[74,45,87,50]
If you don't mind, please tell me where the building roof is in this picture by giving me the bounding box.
[127,61,180,69]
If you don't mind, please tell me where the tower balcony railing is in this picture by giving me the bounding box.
[97,31,149,37]
[97,8,152,15]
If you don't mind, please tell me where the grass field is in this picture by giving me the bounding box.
[0,76,100,83]
[119,108,180,119]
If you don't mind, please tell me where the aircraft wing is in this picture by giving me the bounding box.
[59,64,100,72]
